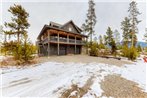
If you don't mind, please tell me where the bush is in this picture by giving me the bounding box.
[111,40,117,55]
[128,47,138,60]
[122,46,138,61]
[122,45,129,57]
[89,42,99,56]
[137,44,142,52]
[98,43,105,49]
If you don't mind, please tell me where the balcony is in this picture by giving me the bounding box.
[40,37,85,45]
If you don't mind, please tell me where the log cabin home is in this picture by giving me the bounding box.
[37,20,88,56]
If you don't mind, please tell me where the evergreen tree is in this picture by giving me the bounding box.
[128,1,141,47]
[82,0,97,42]
[103,35,107,45]
[113,29,120,44]
[4,4,30,60]
[98,35,105,49]
[4,4,30,43]
[21,34,34,62]
[121,17,131,45]
[98,35,103,44]
[106,27,117,54]
[106,27,113,45]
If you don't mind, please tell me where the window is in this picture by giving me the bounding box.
[69,27,72,31]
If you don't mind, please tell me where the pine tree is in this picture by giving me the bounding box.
[113,29,120,44]
[121,17,131,45]
[98,35,105,49]
[21,34,35,62]
[82,0,97,42]
[4,4,30,43]
[106,27,113,45]
[106,27,117,54]
[103,35,107,45]
[4,4,30,60]
[99,35,103,44]
[128,1,141,47]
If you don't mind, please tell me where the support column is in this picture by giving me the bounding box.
[67,34,69,43]
[48,31,50,57]
[38,44,40,56]
[86,37,88,54]
[75,36,76,54]
[57,32,60,55]
[67,34,69,54]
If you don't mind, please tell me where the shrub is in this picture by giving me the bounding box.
[89,42,99,56]
[98,43,105,49]
[128,47,138,60]
[122,46,138,61]
[122,45,129,57]
[137,44,142,52]
[111,39,117,55]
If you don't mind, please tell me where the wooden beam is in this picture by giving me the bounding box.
[67,34,69,43]
[57,32,60,55]
[48,31,50,57]
[38,45,40,56]
[75,36,76,54]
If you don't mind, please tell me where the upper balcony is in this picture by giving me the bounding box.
[39,37,85,45]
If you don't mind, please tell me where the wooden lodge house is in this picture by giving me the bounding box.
[37,20,88,56]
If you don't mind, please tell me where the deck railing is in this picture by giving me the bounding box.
[69,39,75,43]
[40,37,85,45]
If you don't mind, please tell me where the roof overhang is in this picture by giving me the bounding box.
[37,25,88,39]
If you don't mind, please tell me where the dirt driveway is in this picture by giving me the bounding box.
[36,55,132,67]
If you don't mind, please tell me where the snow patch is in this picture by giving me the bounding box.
[1,58,146,97]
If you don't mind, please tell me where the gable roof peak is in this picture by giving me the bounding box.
[61,20,82,32]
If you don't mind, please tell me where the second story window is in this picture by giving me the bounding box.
[69,27,72,31]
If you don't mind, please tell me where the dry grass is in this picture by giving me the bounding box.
[0,55,132,67]
[100,74,147,98]
[0,56,38,67]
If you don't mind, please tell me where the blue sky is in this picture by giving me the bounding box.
[1,0,146,43]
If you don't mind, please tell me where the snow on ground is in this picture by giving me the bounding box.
[0,58,146,97]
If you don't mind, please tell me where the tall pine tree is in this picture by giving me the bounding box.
[121,17,131,45]
[4,4,30,43]
[128,1,141,47]
[106,27,113,45]
[106,27,117,54]
[82,0,97,42]
[98,35,103,44]
[113,29,120,44]
[4,4,30,60]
